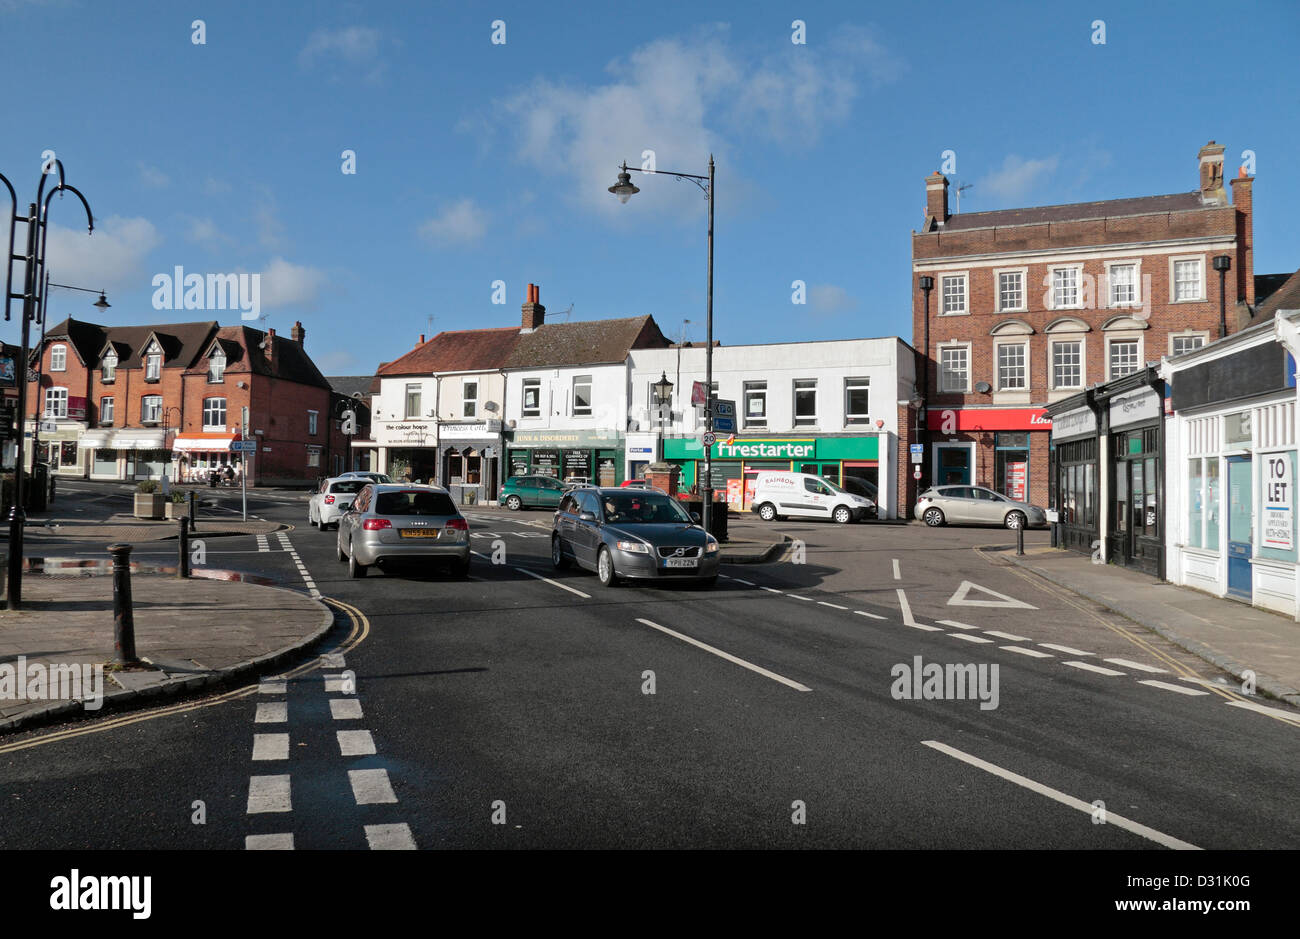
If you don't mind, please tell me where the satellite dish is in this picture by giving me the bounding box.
[975,381,992,393]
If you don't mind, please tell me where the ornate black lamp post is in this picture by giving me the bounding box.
[651,371,673,464]
[1,160,96,609]
[610,157,715,531]
[1213,254,1232,339]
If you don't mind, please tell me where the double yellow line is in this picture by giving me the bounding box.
[0,597,370,755]
[975,545,1300,727]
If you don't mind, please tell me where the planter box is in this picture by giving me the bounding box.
[133,493,165,520]
[164,502,188,520]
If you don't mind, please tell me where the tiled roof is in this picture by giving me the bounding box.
[1249,268,1300,325]
[377,327,520,377]
[327,375,377,398]
[504,315,668,368]
[182,326,331,389]
[43,318,217,368]
[939,191,1207,232]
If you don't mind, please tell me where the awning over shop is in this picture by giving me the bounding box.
[110,430,166,450]
[173,432,240,452]
[77,430,113,449]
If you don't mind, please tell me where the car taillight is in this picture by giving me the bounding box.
[324,495,336,504]
[363,518,391,530]
[446,518,469,531]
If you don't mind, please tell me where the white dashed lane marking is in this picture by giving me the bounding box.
[365,823,417,850]
[254,702,287,723]
[337,730,377,756]
[1040,643,1096,656]
[984,630,1030,642]
[329,698,364,720]
[854,610,886,620]
[245,833,294,850]
[760,586,783,594]
[892,559,901,580]
[349,768,399,805]
[938,619,977,630]
[1226,699,1300,721]
[252,733,289,761]
[1140,680,1210,696]
[1063,661,1127,677]
[247,775,292,814]
[1001,646,1053,658]
[1104,658,1167,673]
[635,618,812,693]
[789,595,815,602]
[324,674,350,693]
[949,633,993,644]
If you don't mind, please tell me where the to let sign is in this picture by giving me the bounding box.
[1263,454,1294,550]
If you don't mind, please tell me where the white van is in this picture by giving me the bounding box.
[749,472,874,524]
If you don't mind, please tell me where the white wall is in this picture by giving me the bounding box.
[504,363,629,434]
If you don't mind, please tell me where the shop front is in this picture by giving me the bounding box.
[439,420,503,505]
[376,419,438,483]
[506,430,623,487]
[925,408,1051,507]
[1168,321,1299,616]
[1102,381,1165,577]
[661,434,885,515]
[37,428,86,476]
[1044,399,1100,557]
[173,432,246,483]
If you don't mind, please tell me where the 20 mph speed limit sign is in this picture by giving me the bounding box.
[702,432,717,447]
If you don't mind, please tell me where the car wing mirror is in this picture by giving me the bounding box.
[579,511,597,522]
[690,511,701,523]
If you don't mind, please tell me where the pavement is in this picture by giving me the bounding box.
[0,571,333,732]
[19,512,285,543]
[1004,543,1300,707]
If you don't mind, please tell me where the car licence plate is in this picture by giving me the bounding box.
[664,557,697,568]
[399,529,440,538]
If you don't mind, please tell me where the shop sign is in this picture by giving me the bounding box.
[563,449,592,479]
[440,420,503,439]
[377,420,436,446]
[716,439,814,459]
[1004,461,1028,502]
[1263,453,1293,550]
[925,408,1051,432]
[1109,389,1159,428]
[1050,407,1096,441]
[532,449,560,477]
[509,429,622,447]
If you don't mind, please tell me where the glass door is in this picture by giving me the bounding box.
[936,445,971,486]
[1226,455,1253,600]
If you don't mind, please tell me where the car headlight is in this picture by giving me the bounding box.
[616,540,650,554]
[704,539,719,553]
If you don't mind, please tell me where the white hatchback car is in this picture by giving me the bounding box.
[309,476,368,530]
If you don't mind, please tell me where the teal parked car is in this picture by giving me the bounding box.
[500,474,567,510]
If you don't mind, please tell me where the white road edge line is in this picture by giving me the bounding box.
[921,740,1200,851]
[1225,699,1300,722]
[635,618,811,692]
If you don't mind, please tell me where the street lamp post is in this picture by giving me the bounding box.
[916,275,934,500]
[1213,255,1232,339]
[160,407,181,495]
[652,371,673,464]
[0,161,96,609]
[610,157,716,532]
[32,277,109,481]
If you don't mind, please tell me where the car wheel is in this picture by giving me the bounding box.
[505,495,522,511]
[758,502,777,522]
[348,544,367,578]
[1005,511,1026,530]
[833,505,853,524]
[923,507,945,527]
[597,546,619,587]
[551,534,570,570]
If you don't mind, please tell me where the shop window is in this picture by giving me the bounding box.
[1187,458,1204,548]
[1224,411,1252,447]
[995,432,1029,501]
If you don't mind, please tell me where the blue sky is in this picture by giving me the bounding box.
[2,0,1297,375]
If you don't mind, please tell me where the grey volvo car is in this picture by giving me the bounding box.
[336,483,471,578]
[551,487,720,587]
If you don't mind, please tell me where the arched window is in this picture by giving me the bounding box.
[208,348,226,383]
[50,344,67,372]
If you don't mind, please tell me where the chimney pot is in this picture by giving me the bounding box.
[521,282,545,331]
[419,334,425,345]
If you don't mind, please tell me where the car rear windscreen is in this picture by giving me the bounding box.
[375,490,457,516]
[330,480,365,494]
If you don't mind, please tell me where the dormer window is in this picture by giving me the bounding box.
[145,342,161,381]
[101,350,117,383]
[50,344,67,372]
[208,348,226,383]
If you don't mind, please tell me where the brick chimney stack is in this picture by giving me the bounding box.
[1230,169,1255,305]
[291,320,305,345]
[521,283,546,331]
[926,172,949,227]
[264,327,275,364]
[1198,140,1226,206]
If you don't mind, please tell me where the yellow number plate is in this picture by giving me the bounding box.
[399,529,440,538]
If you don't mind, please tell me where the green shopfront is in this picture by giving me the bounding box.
[662,435,882,512]
[506,429,624,487]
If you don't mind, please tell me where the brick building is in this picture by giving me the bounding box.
[910,140,1255,511]
[28,317,342,485]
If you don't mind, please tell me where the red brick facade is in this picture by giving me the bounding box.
[911,141,1254,507]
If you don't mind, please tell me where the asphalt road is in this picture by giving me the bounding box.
[2,481,1298,851]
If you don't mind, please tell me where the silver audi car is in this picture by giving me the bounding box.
[336,483,471,578]
[551,487,720,587]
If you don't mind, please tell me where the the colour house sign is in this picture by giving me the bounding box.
[716,439,815,459]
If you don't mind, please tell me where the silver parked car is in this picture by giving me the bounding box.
[336,483,471,578]
[309,476,367,530]
[914,485,1046,529]
[551,487,720,587]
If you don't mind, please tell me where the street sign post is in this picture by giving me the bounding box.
[910,443,924,465]
[241,406,250,521]
[913,467,922,480]
[712,398,736,434]
[702,432,716,447]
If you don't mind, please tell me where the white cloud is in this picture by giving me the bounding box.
[298,26,385,83]
[203,177,232,196]
[137,163,170,188]
[491,27,904,216]
[29,215,160,292]
[978,155,1061,203]
[256,257,327,310]
[419,199,488,246]
[183,216,236,249]
[808,284,858,315]
[254,201,284,249]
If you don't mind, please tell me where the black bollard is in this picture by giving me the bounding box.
[188,490,197,532]
[109,543,139,666]
[178,517,191,578]
[1016,524,1025,557]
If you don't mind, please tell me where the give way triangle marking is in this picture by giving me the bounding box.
[946,580,1038,610]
